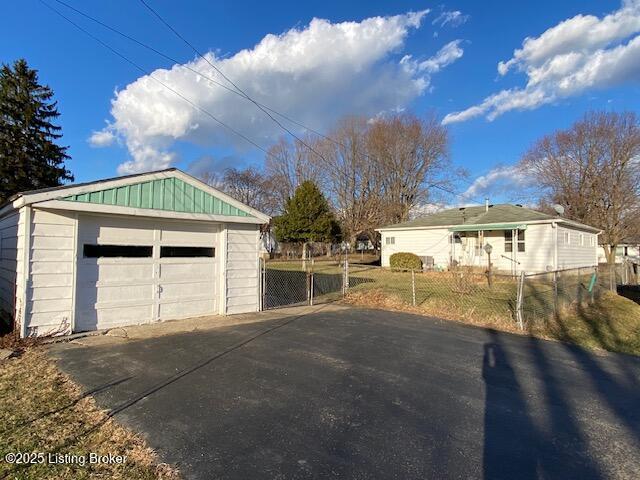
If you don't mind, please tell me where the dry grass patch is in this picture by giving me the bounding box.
[0,348,179,479]
[345,289,521,334]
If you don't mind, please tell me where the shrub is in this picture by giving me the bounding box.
[389,252,422,271]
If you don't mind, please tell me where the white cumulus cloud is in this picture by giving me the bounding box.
[88,129,116,147]
[90,10,464,174]
[443,0,640,124]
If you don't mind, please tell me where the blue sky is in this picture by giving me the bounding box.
[2,0,640,204]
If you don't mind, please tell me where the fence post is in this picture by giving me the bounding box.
[342,258,349,295]
[411,269,416,307]
[516,271,525,330]
[553,270,558,314]
[259,258,264,311]
[310,272,314,306]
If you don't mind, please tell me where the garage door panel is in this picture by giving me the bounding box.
[78,262,155,283]
[160,281,213,300]
[159,262,215,281]
[160,226,218,244]
[75,214,219,332]
[88,284,153,303]
[77,304,154,331]
[158,299,216,319]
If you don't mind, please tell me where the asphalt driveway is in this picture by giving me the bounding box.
[49,306,640,479]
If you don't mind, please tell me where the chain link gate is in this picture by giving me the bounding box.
[260,259,347,310]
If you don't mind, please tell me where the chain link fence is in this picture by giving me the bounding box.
[260,259,636,328]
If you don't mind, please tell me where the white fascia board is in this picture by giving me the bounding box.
[33,200,266,224]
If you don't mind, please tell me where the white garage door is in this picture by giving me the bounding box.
[75,215,218,332]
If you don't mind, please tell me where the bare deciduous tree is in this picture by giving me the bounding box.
[264,135,325,213]
[522,111,640,265]
[198,166,277,216]
[367,113,450,225]
[314,116,381,246]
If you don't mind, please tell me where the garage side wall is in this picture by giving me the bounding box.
[0,209,20,320]
[25,209,76,336]
[225,224,260,314]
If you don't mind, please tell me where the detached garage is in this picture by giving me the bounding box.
[0,168,270,337]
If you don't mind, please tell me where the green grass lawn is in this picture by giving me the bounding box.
[0,348,179,480]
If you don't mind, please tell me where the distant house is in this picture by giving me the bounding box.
[377,203,600,274]
[597,239,640,264]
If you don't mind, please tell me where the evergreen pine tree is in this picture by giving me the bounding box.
[274,181,340,244]
[0,59,73,203]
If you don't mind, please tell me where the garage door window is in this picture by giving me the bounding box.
[160,246,215,258]
[83,244,153,258]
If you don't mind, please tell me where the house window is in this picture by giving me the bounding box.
[517,230,525,252]
[563,231,570,245]
[579,233,584,246]
[83,244,152,258]
[505,230,525,253]
[386,237,395,245]
[504,230,513,253]
[160,246,215,258]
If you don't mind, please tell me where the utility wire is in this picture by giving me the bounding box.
[138,0,326,161]
[45,0,475,204]
[51,0,330,159]
[40,0,274,157]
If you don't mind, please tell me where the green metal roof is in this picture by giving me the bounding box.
[63,177,253,217]
[379,204,598,232]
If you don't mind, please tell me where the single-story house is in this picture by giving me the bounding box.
[0,168,270,337]
[377,203,600,274]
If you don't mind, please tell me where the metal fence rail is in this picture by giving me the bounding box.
[260,259,631,328]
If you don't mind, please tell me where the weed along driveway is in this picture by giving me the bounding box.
[49,306,640,480]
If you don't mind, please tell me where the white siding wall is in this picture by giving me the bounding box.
[225,224,260,314]
[557,226,598,269]
[26,209,76,336]
[381,224,557,273]
[0,209,20,318]
[380,228,451,268]
[514,224,556,274]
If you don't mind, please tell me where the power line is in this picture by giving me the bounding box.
[43,0,476,206]
[39,0,274,158]
[137,0,326,161]
[50,0,330,158]
[49,0,468,200]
